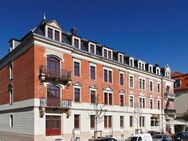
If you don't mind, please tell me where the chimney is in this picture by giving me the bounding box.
[9,39,21,52]
[71,27,77,35]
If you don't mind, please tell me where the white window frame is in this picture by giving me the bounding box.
[89,88,96,104]
[139,77,146,91]
[45,25,62,41]
[118,53,124,63]
[157,99,161,110]
[102,47,113,60]
[88,42,96,54]
[103,90,113,105]
[149,98,154,109]
[90,63,96,80]
[103,67,113,83]
[129,95,134,108]
[148,65,153,73]
[138,61,145,70]
[156,67,161,75]
[139,96,146,109]
[72,36,81,49]
[119,71,124,85]
[73,59,81,77]
[73,86,82,103]
[129,57,134,67]
[129,75,134,88]
[157,82,161,94]
[119,92,125,106]
[149,80,154,92]
[9,62,13,80]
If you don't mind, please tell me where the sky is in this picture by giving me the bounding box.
[0,0,188,73]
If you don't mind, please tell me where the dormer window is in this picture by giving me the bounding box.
[138,61,145,70]
[55,30,60,41]
[103,48,112,60]
[156,67,161,75]
[148,65,153,73]
[72,36,81,49]
[88,42,96,54]
[118,53,124,63]
[129,58,134,67]
[48,28,53,39]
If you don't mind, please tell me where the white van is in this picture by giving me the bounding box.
[127,133,152,141]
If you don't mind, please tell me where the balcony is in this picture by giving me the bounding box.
[165,92,175,101]
[39,65,71,85]
[40,98,72,109]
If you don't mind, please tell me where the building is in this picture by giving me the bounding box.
[172,72,188,130]
[0,18,175,141]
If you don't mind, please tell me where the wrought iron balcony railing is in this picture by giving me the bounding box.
[164,109,176,114]
[40,98,72,109]
[39,65,71,85]
[165,92,175,100]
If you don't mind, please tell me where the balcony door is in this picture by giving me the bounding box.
[47,56,60,77]
[47,85,60,107]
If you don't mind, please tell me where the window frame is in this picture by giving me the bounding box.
[129,75,134,88]
[72,36,81,49]
[74,114,80,129]
[88,42,96,54]
[74,86,81,103]
[90,63,96,80]
[73,59,81,77]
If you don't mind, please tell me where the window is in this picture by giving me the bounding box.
[139,116,145,127]
[74,87,81,102]
[74,61,80,77]
[90,65,96,80]
[104,92,113,105]
[74,38,80,48]
[157,100,161,110]
[150,81,153,92]
[149,65,153,73]
[129,75,134,88]
[174,80,180,88]
[108,50,112,60]
[8,84,13,105]
[139,97,145,108]
[151,116,159,127]
[139,78,146,90]
[9,62,13,80]
[103,68,112,83]
[129,58,134,67]
[89,43,96,54]
[47,56,60,77]
[130,116,133,127]
[150,99,153,109]
[48,28,53,39]
[46,115,61,136]
[10,115,13,128]
[103,48,112,60]
[120,116,124,128]
[47,85,60,107]
[157,83,161,93]
[129,96,134,107]
[119,72,124,85]
[118,54,124,63]
[74,115,80,129]
[90,90,96,104]
[90,115,95,129]
[156,68,161,75]
[119,94,124,106]
[55,30,60,41]
[104,116,112,128]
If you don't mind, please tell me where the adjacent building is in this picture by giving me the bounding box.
[172,72,188,121]
[0,18,175,141]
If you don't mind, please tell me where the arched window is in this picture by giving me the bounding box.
[47,56,60,77]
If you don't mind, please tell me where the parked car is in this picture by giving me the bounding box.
[127,133,152,141]
[173,131,188,141]
[152,134,172,141]
[95,137,118,141]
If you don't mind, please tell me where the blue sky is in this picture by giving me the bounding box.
[0,0,188,73]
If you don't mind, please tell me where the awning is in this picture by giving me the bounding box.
[168,120,187,125]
